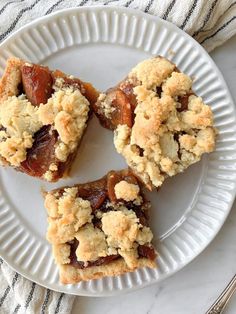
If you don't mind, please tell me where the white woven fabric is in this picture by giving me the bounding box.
[0,258,74,314]
[0,0,235,51]
[0,0,235,313]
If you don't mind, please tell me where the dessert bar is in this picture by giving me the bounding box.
[93,56,216,189]
[45,170,157,283]
[0,58,98,181]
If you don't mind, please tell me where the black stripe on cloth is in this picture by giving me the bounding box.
[0,286,10,307]
[0,0,25,16]
[144,0,154,13]
[104,0,120,5]
[45,0,65,15]
[0,273,19,307]
[205,1,236,33]
[79,0,90,6]
[54,293,64,314]
[41,289,51,314]
[24,282,36,309]
[11,272,19,288]
[180,0,198,29]
[162,0,176,20]
[193,0,219,37]
[0,258,3,265]
[13,304,21,313]
[227,1,236,11]
[200,15,236,45]
[125,0,134,7]
[0,0,41,42]
[196,1,236,38]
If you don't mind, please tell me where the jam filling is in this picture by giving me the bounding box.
[19,125,58,178]
[156,86,162,97]
[107,170,138,203]
[109,89,133,129]
[67,239,156,269]
[177,92,194,112]
[76,177,108,210]
[93,80,137,131]
[21,64,53,106]
[94,65,194,132]
[138,245,156,260]
[119,81,137,111]
[125,202,148,226]
[68,239,120,269]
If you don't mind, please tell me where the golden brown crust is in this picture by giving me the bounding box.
[60,257,156,283]
[0,57,23,102]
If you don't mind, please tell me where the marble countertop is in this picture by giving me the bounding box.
[72,35,236,314]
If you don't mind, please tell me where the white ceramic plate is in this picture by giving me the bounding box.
[0,6,236,297]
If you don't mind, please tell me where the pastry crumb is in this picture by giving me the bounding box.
[114,180,140,201]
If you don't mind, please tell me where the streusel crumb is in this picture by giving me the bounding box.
[114,180,140,201]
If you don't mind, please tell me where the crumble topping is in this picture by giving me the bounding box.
[101,210,140,250]
[96,93,115,118]
[0,95,42,166]
[0,87,89,167]
[109,57,217,188]
[181,95,214,129]
[43,170,55,182]
[114,180,140,201]
[53,244,71,265]
[38,87,90,162]
[53,77,65,91]
[46,181,154,269]
[75,224,108,262]
[136,226,153,245]
[118,247,139,268]
[43,163,59,180]
[162,72,192,96]
[114,124,164,187]
[0,58,22,102]
[57,188,93,230]
[0,132,33,167]
[46,187,93,244]
[44,193,59,218]
[129,57,175,89]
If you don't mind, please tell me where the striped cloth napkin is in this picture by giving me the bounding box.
[0,0,235,313]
